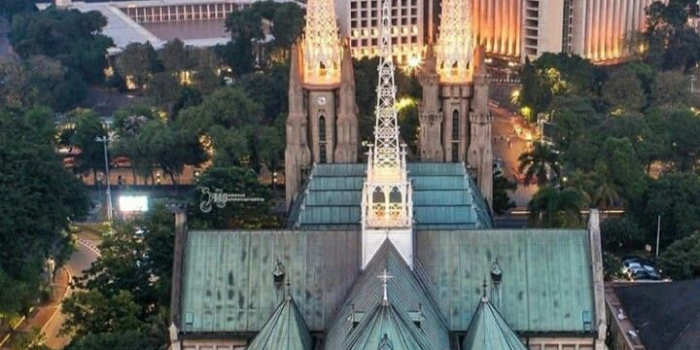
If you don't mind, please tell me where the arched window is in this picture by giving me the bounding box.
[452,110,460,162]
[372,187,385,203]
[319,144,327,163]
[319,116,326,141]
[389,187,401,203]
[452,110,459,141]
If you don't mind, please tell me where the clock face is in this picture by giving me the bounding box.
[316,96,327,106]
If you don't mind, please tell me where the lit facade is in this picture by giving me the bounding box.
[571,0,662,62]
[335,0,424,65]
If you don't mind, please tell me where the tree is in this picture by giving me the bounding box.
[115,42,159,90]
[602,67,646,112]
[158,39,190,76]
[637,172,700,245]
[492,176,516,215]
[10,8,112,84]
[661,108,700,170]
[651,70,695,108]
[0,107,88,320]
[517,142,561,186]
[601,216,645,251]
[528,186,583,228]
[271,2,305,55]
[238,65,289,121]
[658,233,700,280]
[71,110,108,183]
[140,120,206,186]
[602,252,624,281]
[189,166,278,229]
[61,290,145,337]
[176,87,265,167]
[597,137,647,204]
[64,331,160,350]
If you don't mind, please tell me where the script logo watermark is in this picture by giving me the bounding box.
[199,187,264,213]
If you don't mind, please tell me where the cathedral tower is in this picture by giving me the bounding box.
[418,0,493,207]
[285,0,359,208]
[361,0,414,269]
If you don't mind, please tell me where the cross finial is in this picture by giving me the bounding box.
[481,277,489,302]
[378,269,394,305]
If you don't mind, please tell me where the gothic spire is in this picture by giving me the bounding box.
[302,0,341,86]
[436,0,473,83]
[371,0,402,177]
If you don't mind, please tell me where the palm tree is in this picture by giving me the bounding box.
[518,142,561,186]
[590,163,620,209]
[528,186,583,228]
[564,169,594,207]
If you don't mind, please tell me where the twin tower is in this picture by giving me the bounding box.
[285,0,493,209]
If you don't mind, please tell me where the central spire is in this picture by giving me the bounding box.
[361,0,414,270]
[303,0,341,86]
[371,0,401,177]
[436,0,473,83]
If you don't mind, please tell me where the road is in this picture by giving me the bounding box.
[42,233,101,349]
[490,103,538,208]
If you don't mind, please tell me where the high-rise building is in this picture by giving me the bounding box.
[335,0,425,65]
[338,0,664,65]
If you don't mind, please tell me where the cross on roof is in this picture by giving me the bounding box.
[378,269,394,305]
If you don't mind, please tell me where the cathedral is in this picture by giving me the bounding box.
[168,1,606,349]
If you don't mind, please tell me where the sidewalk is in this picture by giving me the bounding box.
[0,268,71,350]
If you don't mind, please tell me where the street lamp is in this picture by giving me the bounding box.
[95,136,113,223]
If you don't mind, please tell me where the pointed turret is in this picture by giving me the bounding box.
[302,0,341,86]
[461,293,528,350]
[436,0,473,84]
[285,43,312,209]
[246,294,313,350]
[334,40,359,163]
[418,41,444,162]
[467,43,493,209]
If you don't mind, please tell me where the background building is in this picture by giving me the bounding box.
[335,0,425,65]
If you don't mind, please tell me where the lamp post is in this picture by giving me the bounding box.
[95,136,113,223]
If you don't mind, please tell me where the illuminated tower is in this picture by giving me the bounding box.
[285,0,359,208]
[419,0,493,207]
[361,0,414,269]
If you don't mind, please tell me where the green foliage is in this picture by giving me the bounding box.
[602,67,646,112]
[176,86,266,167]
[61,290,145,337]
[238,64,289,121]
[63,204,175,348]
[0,55,88,112]
[602,252,624,282]
[518,142,560,186]
[636,172,700,246]
[658,233,700,280]
[643,0,700,71]
[10,8,112,84]
[601,217,645,252]
[64,331,161,350]
[651,70,695,108]
[271,3,305,52]
[115,42,159,90]
[70,109,107,179]
[189,166,278,229]
[528,186,583,228]
[492,176,516,216]
[0,107,88,321]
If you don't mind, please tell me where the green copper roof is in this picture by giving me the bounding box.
[461,297,528,350]
[324,241,450,350]
[416,229,595,333]
[287,163,492,230]
[180,230,360,333]
[179,229,595,337]
[246,296,313,350]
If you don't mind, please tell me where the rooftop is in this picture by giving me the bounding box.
[615,279,700,350]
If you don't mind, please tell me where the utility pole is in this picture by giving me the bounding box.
[95,136,113,224]
[656,215,661,258]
